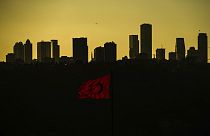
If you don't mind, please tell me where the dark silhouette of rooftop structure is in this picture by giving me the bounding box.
[73,37,88,64]
[104,42,117,63]
[94,46,105,63]
[129,35,139,59]
[37,41,51,62]
[156,48,165,61]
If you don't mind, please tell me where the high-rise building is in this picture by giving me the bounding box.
[51,40,60,63]
[140,24,152,59]
[37,41,51,62]
[104,42,117,63]
[156,48,165,60]
[169,52,176,61]
[6,53,15,63]
[94,46,105,62]
[129,35,139,59]
[24,39,32,64]
[13,42,24,62]
[175,38,185,61]
[198,33,208,63]
[73,38,88,63]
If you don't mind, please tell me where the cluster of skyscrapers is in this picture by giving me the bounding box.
[5,23,208,64]
[6,38,117,64]
[129,24,208,63]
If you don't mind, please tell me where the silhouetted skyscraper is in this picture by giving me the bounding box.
[94,46,105,62]
[175,38,185,61]
[169,52,176,61]
[6,53,15,63]
[104,42,117,63]
[37,41,51,62]
[73,38,88,63]
[140,24,152,59]
[129,35,139,59]
[198,33,208,63]
[156,48,165,60]
[13,42,24,62]
[51,40,60,63]
[24,39,32,64]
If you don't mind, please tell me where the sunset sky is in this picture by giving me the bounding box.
[0,0,209,61]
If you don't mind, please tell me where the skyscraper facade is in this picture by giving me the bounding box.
[129,35,139,59]
[37,41,51,62]
[175,38,186,61]
[140,24,152,59]
[94,46,105,62]
[104,42,117,63]
[51,40,60,63]
[198,33,208,63]
[24,39,32,64]
[13,42,24,62]
[156,48,165,60]
[73,38,88,63]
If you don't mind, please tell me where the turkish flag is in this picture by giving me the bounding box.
[78,74,111,99]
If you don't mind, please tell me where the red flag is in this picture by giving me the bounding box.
[78,74,111,99]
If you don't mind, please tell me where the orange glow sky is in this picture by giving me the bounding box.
[0,0,209,61]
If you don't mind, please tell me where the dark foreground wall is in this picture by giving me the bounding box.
[0,62,210,136]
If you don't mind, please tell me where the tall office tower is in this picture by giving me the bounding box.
[51,40,60,63]
[129,35,139,59]
[169,52,176,61]
[13,42,24,62]
[6,53,15,63]
[73,37,88,63]
[104,42,117,63]
[140,24,152,59]
[175,38,186,61]
[156,48,165,60]
[198,33,208,63]
[94,46,105,62]
[24,39,32,64]
[37,41,51,62]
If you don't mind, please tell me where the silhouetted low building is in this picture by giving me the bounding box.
[169,52,176,61]
[14,42,24,62]
[104,42,117,63]
[136,53,148,60]
[94,46,105,63]
[122,56,128,61]
[37,41,51,62]
[6,53,15,63]
[156,48,165,61]
[73,38,88,64]
[186,47,199,63]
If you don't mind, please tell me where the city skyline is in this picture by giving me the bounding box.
[0,0,210,61]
